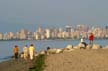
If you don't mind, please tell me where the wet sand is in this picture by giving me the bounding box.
[44,49,108,71]
[0,58,33,71]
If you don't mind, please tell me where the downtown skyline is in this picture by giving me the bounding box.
[0,25,108,40]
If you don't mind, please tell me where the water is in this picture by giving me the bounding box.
[0,39,108,62]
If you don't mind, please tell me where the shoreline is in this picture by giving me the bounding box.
[0,42,108,64]
[1,49,108,71]
[0,43,108,71]
[0,54,46,71]
[0,56,13,63]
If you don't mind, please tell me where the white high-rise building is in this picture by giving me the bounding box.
[45,29,50,39]
[19,29,26,39]
[35,32,39,40]
[16,32,20,39]
[0,33,3,40]
[8,32,14,39]
[3,32,8,40]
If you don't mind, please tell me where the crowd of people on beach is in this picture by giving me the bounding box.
[13,44,35,61]
[13,33,94,60]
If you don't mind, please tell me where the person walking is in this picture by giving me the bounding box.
[13,45,19,60]
[89,33,94,44]
[23,45,28,60]
[29,44,35,60]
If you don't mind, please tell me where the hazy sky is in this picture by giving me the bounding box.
[0,0,108,32]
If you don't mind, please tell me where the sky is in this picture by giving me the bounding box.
[0,0,108,33]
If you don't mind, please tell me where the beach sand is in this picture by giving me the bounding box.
[44,49,108,71]
[0,49,108,71]
[0,58,33,71]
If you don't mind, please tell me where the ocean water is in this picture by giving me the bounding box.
[0,39,108,62]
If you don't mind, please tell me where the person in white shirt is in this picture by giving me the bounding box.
[80,38,87,49]
[23,45,28,60]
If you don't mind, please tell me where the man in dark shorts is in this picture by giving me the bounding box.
[13,45,19,60]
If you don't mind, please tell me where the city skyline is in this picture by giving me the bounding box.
[0,0,108,33]
[0,25,108,40]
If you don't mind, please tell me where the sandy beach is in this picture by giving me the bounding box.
[0,49,108,71]
[44,49,108,71]
[0,58,34,71]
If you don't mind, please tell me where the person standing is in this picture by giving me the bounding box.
[89,33,94,44]
[29,44,35,60]
[23,45,28,60]
[13,45,19,60]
